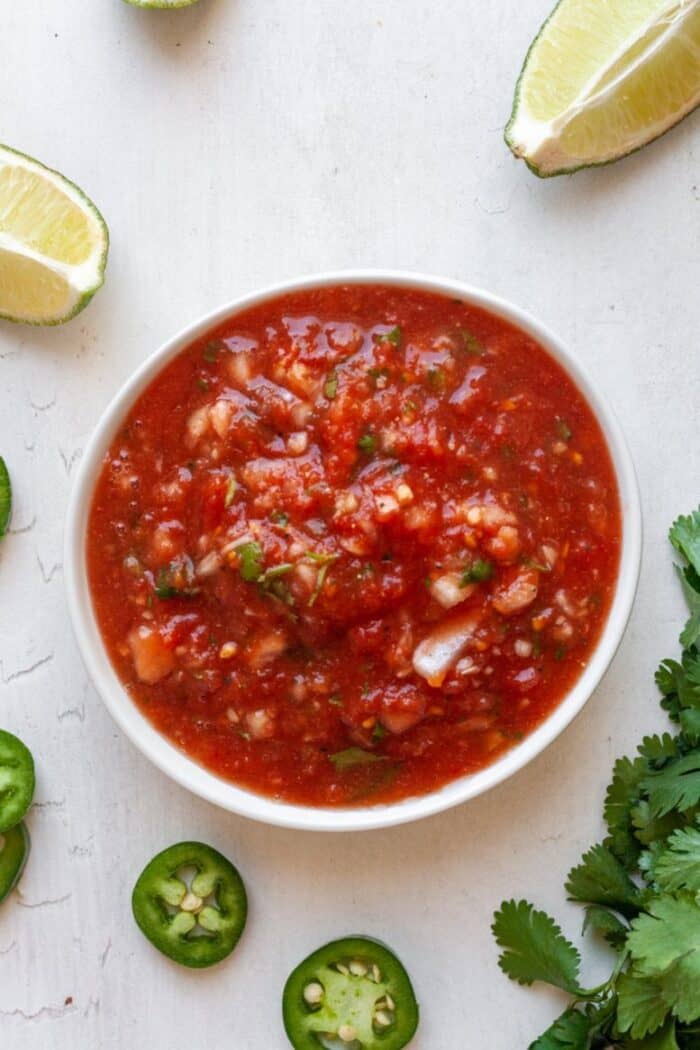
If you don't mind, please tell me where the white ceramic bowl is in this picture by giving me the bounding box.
[65,270,642,832]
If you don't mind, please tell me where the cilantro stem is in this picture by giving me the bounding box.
[574,949,629,1002]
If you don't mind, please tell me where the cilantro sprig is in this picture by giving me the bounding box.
[492,900,584,995]
[493,506,700,1049]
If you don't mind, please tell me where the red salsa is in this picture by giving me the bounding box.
[87,285,621,806]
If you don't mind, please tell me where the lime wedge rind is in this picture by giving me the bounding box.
[0,144,108,325]
[508,91,700,180]
[0,235,104,327]
[505,0,700,177]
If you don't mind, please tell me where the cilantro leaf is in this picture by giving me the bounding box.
[530,1007,593,1050]
[604,756,648,868]
[627,894,700,1024]
[357,432,377,455]
[617,972,670,1039]
[328,748,387,771]
[622,1020,680,1050]
[642,753,700,817]
[566,844,642,918]
[492,900,583,994]
[656,656,700,730]
[638,843,666,881]
[202,340,221,363]
[653,824,700,895]
[639,734,683,766]
[617,970,667,1037]
[154,555,199,599]
[582,905,629,950]
[235,541,264,582]
[681,708,700,743]
[427,366,445,390]
[670,510,700,577]
[462,559,494,584]
[677,565,700,649]
[371,722,387,743]
[456,328,484,355]
[631,800,687,849]
[375,325,402,347]
[661,957,700,1026]
[555,418,573,442]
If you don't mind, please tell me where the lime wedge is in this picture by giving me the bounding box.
[0,457,11,538]
[506,0,700,176]
[0,145,108,324]
[122,0,200,7]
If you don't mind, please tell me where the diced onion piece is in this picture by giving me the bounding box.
[492,568,539,616]
[339,534,373,555]
[552,617,574,642]
[380,692,426,734]
[210,399,235,439]
[186,405,210,447]
[481,504,517,531]
[334,490,359,516]
[227,351,253,386]
[294,562,317,589]
[412,610,482,687]
[291,401,313,427]
[245,708,275,739]
[196,551,222,577]
[429,572,474,609]
[222,532,255,556]
[151,521,183,563]
[540,543,558,569]
[487,524,521,562]
[128,625,175,684]
[554,589,578,617]
[403,505,434,532]
[374,493,399,521]
[286,431,309,456]
[286,360,323,399]
[246,630,288,670]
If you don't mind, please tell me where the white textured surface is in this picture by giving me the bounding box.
[0,1,698,1047]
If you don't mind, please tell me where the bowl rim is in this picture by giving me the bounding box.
[64,269,642,832]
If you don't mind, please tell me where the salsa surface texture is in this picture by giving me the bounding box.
[87,285,621,806]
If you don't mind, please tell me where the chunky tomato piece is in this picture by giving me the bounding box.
[380,685,427,735]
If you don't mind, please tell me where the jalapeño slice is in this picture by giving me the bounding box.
[0,457,10,538]
[283,936,419,1050]
[0,823,30,903]
[0,730,35,833]
[131,841,247,968]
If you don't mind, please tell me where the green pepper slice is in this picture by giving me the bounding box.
[0,823,30,903]
[0,730,35,833]
[131,841,247,968]
[283,936,419,1050]
[0,457,11,538]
